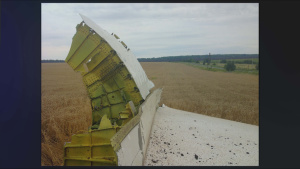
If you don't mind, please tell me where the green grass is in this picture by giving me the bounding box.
[212,58,259,64]
[182,62,259,75]
[182,62,225,72]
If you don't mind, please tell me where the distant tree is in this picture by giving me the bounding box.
[207,59,211,65]
[243,60,252,64]
[203,58,211,65]
[224,61,236,71]
[220,59,227,63]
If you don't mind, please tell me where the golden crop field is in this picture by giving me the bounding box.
[41,62,258,166]
[41,63,92,166]
[142,62,258,125]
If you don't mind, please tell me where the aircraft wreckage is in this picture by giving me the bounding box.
[64,13,159,166]
[63,14,258,166]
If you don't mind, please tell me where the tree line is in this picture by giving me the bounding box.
[138,54,258,62]
[41,60,65,63]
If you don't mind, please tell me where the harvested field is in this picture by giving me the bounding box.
[41,62,258,166]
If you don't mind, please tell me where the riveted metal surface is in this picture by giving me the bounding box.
[64,128,119,166]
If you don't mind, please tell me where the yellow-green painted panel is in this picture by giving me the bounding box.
[65,159,91,166]
[64,20,146,166]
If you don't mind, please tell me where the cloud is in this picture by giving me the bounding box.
[42,42,70,60]
[42,3,258,59]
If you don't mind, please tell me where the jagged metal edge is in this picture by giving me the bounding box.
[110,88,162,152]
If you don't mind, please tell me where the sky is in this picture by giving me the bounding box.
[42,3,258,60]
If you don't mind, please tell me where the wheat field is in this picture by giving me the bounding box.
[41,62,258,166]
[41,63,92,166]
[141,62,258,125]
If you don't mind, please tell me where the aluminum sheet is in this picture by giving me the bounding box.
[144,105,259,166]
